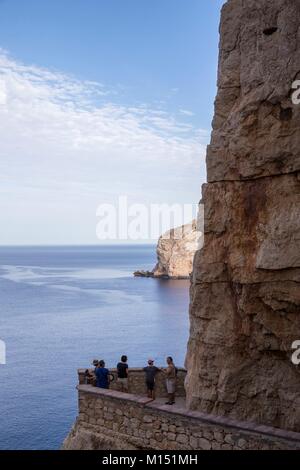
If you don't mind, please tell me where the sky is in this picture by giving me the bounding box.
[0,0,225,245]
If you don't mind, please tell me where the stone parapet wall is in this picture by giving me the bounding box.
[62,386,300,450]
[78,368,187,398]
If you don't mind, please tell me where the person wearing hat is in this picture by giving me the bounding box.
[92,359,101,386]
[84,360,99,385]
[143,358,160,400]
[92,359,99,368]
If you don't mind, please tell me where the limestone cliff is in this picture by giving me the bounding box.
[135,220,201,279]
[152,220,200,279]
[185,0,300,432]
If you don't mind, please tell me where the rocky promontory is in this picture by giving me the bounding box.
[134,220,201,279]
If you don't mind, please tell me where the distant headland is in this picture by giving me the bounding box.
[134,220,200,279]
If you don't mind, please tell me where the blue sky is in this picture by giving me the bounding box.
[0,0,225,244]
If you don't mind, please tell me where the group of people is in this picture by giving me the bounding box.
[85,355,177,405]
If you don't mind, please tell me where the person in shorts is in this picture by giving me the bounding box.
[143,358,160,400]
[117,355,129,392]
[164,356,176,405]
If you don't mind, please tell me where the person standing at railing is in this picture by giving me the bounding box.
[164,356,177,405]
[143,358,160,400]
[117,355,129,392]
[83,359,99,385]
[95,360,110,389]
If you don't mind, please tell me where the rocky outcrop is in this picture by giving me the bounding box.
[185,0,300,432]
[152,220,200,279]
[134,220,201,279]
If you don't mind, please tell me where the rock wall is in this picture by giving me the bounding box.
[62,386,300,450]
[185,0,300,431]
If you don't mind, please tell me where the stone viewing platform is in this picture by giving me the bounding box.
[62,368,300,450]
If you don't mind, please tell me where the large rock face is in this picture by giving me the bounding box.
[185,0,300,432]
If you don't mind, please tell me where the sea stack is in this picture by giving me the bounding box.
[134,220,201,279]
[185,0,300,431]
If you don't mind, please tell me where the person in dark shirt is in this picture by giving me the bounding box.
[143,358,160,399]
[95,360,110,389]
[117,355,129,392]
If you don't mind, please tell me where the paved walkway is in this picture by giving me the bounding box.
[150,396,186,409]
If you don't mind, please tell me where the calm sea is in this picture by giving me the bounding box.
[0,246,190,449]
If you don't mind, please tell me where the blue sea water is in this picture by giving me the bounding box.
[0,246,190,450]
